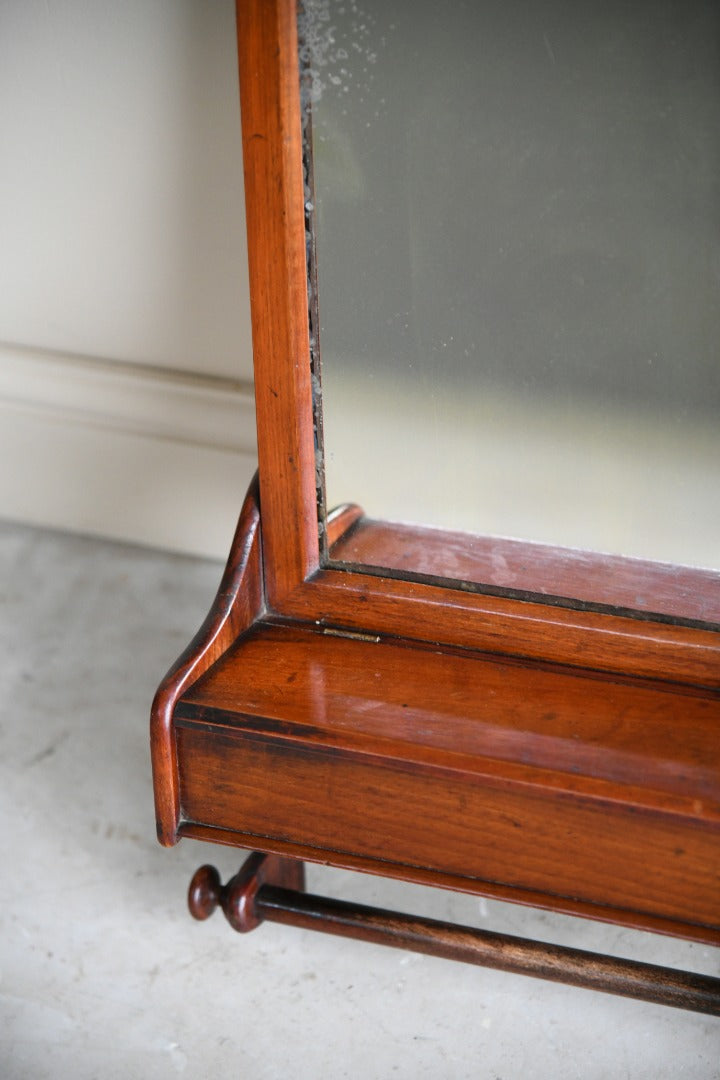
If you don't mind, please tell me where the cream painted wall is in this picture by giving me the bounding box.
[0,0,256,558]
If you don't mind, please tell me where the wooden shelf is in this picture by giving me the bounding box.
[172,620,720,945]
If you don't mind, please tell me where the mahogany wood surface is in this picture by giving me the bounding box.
[173,623,720,939]
[329,517,720,626]
[236,0,319,600]
[179,625,718,814]
[273,571,720,689]
[183,853,720,1014]
[178,821,720,946]
[177,725,718,929]
[150,476,263,845]
[257,886,720,1015]
[187,853,305,932]
[233,0,720,687]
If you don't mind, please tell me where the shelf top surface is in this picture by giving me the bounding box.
[176,622,720,821]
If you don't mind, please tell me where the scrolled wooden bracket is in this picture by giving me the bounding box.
[150,474,264,847]
[188,851,720,1016]
[188,853,306,933]
[150,482,364,849]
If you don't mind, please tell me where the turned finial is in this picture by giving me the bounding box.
[186,853,275,932]
[188,864,223,920]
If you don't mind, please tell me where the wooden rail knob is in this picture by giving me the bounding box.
[187,861,262,931]
[187,854,306,933]
[188,864,223,920]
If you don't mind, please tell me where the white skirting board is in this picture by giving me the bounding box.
[0,344,258,560]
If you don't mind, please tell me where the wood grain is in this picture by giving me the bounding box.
[234,0,719,684]
[274,571,720,688]
[257,886,720,1014]
[236,0,319,601]
[184,853,720,1014]
[330,517,720,625]
[173,623,720,937]
[178,820,720,946]
[150,475,263,845]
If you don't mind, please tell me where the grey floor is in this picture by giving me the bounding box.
[1,519,718,1079]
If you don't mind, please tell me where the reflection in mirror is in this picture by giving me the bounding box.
[300,0,720,622]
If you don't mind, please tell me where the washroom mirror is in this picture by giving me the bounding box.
[299,0,720,625]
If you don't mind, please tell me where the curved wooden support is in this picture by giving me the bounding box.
[150,474,264,846]
[188,853,306,932]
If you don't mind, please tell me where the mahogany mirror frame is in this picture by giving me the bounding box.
[241,0,719,688]
[151,0,720,1013]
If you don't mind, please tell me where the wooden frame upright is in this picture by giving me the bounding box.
[238,0,720,688]
[151,0,720,1013]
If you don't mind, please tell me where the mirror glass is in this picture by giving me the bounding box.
[300,0,720,622]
